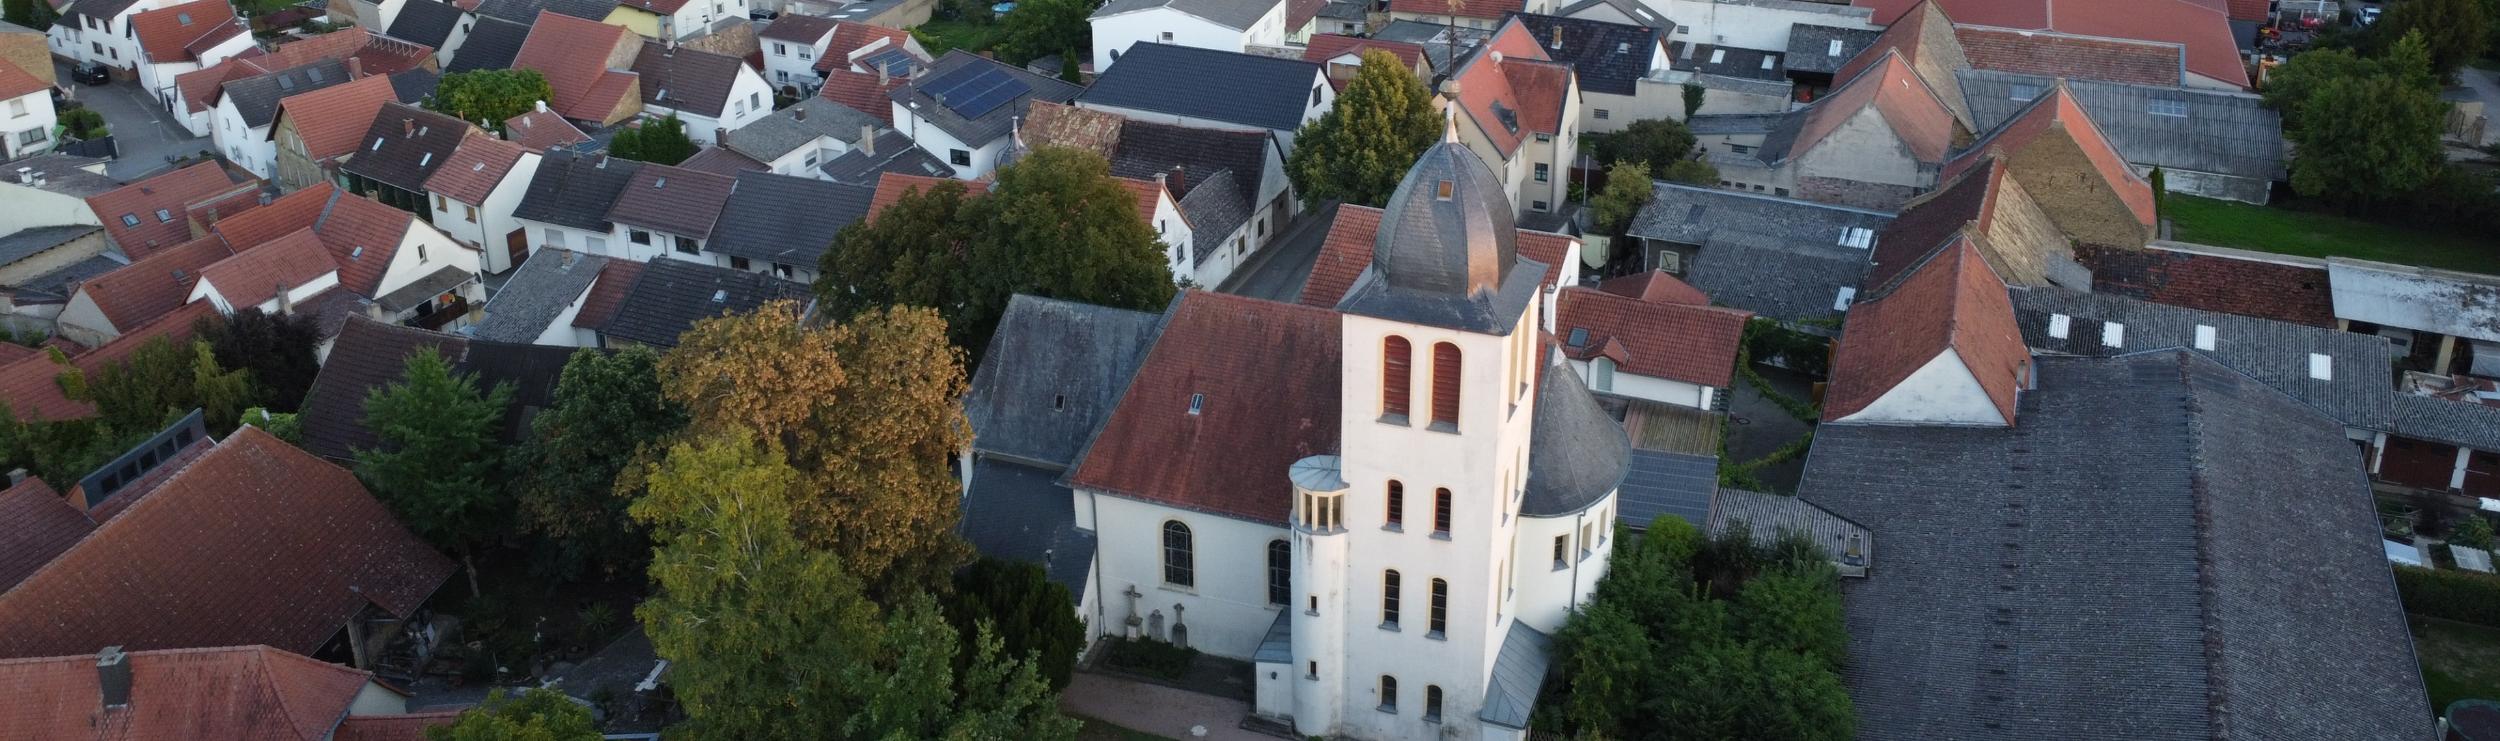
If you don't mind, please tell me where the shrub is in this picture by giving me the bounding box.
[2394,565,2500,626]
[1100,636,1195,679]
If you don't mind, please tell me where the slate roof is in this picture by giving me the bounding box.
[1336,142,1547,334]
[1301,204,1577,310]
[817,67,907,125]
[0,154,119,197]
[0,478,88,593]
[2073,242,2331,327]
[340,103,472,194]
[218,60,352,129]
[389,68,439,103]
[1502,13,1660,97]
[0,426,456,659]
[423,134,528,206]
[1957,69,2282,181]
[274,74,401,164]
[1371,19,1491,73]
[1089,0,1280,30]
[757,12,835,42]
[1479,621,1551,729]
[1079,44,1322,132]
[503,106,593,151]
[893,51,1082,147]
[385,0,465,48]
[705,171,875,267]
[959,458,1097,596]
[443,16,530,73]
[473,248,607,342]
[1953,27,2186,87]
[818,131,953,184]
[606,164,734,239]
[0,645,407,741]
[1705,488,1868,567]
[1522,356,1633,517]
[596,258,810,347]
[1614,448,1716,529]
[2328,258,2500,343]
[1555,278,1752,387]
[1824,238,2028,424]
[512,12,639,122]
[634,41,748,117]
[1798,350,2430,740]
[513,150,645,231]
[2010,286,2396,429]
[1668,41,1786,81]
[1067,291,1340,524]
[2389,393,2500,452]
[0,225,103,270]
[1786,23,1882,75]
[966,294,1167,467]
[1627,183,1892,329]
[722,97,880,163]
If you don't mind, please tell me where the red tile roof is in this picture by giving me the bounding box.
[1501,60,1569,135]
[332,709,464,741]
[1303,34,1427,70]
[0,478,89,592]
[571,258,645,329]
[1594,269,1709,305]
[868,172,968,223]
[2075,243,2336,327]
[1824,238,2027,424]
[274,73,399,162]
[1831,0,1971,126]
[815,68,905,124]
[1944,84,2156,233]
[1449,23,1564,157]
[1300,204,1577,309]
[812,23,914,74]
[424,134,527,205]
[86,162,255,257]
[0,302,219,423]
[73,235,232,333]
[314,192,419,296]
[129,0,241,63]
[1953,27,2184,87]
[0,426,456,658]
[502,107,593,151]
[1388,0,1521,20]
[1852,0,2248,88]
[175,28,431,115]
[0,58,46,101]
[0,645,380,740]
[512,12,641,122]
[1113,176,1174,228]
[211,181,331,250]
[1791,51,1961,163]
[758,13,837,44]
[1068,291,1340,523]
[196,227,338,309]
[2225,0,2266,22]
[1557,284,1752,387]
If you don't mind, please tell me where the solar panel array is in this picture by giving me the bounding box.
[924,64,1032,119]
[861,48,918,76]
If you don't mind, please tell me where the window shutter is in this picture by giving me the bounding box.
[1431,343,1461,427]
[1382,336,1412,418]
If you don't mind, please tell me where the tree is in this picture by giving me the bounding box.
[356,350,514,596]
[429,69,556,130]
[195,309,321,413]
[1590,161,1652,235]
[816,178,979,325]
[632,434,1076,741]
[513,347,684,582]
[1682,81,1706,119]
[996,0,1089,66]
[962,147,1176,354]
[187,342,252,432]
[2,0,54,30]
[1594,118,1698,174]
[2267,35,2437,133]
[1658,158,1718,186]
[2282,60,2445,209]
[426,688,601,741]
[943,558,1085,690]
[240,407,302,442]
[2369,0,2489,81]
[1286,50,1443,208]
[659,302,974,593]
[608,115,697,165]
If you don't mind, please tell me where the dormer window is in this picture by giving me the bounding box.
[1435,180,1453,200]
[2194,325,2216,351]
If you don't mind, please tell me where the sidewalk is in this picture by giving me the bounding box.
[1061,671,1269,741]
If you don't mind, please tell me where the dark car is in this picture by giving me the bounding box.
[70,64,110,86]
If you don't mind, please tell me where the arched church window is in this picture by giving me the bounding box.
[1382,336,1412,420]
[1382,570,1401,627]
[1431,342,1461,428]
[1162,521,1193,587]
[1266,540,1290,605]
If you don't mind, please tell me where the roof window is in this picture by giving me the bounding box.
[654,177,667,188]
[120,214,138,227]
[418,153,432,167]
[2009,83,2042,101]
[711,289,727,303]
[1837,227,1873,249]
[2047,313,2070,339]
[2193,325,2216,351]
[154,208,172,223]
[1566,327,1588,347]
[2309,353,2332,380]
[371,137,385,151]
[1827,39,1843,56]
[2101,322,2124,348]
[2148,99,2188,118]
[175,12,190,24]
[350,245,364,260]
[1708,49,1725,64]
[1435,180,1453,200]
[1188,393,1205,415]
[1760,54,1776,70]
[1832,286,1856,311]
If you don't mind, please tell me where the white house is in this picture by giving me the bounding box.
[1645,0,1871,50]
[893,51,1083,180]
[0,65,56,160]
[423,134,543,273]
[632,41,774,145]
[719,96,880,178]
[0,156,113,236]
[1115,175,1195,281]
[50,0,168,80]
[758,13,836,95]
[185,227,342,315]
[612,0,750,42]
[209,59,353,179]
[1089,0,1289,73]
[127,0,253,108]
[1554,272,1751,410]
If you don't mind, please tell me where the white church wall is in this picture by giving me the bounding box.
[1086,490,1290,660]
[1510,500,1617,634]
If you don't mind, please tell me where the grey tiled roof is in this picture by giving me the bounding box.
[598,258,810,347]
[374,264,479,312]
[1684,112,1782,136]
[2389,393,2500,452]
[705,171,875,267]
[385,0,464,48]
[1705,488,1868,567]
[1522,359,1631,517]
[0,154,119,197]
[1506,14,1666,97]
[513,150,645,231]
[1077,43,1322,132]
[389,68,440,104]
[5,254,125,303]
[635,41,749,118]
[1178,171,1248,268]
[958,458,1097,596]
[444,16,530,73]
[1630,183,1893,330]
[475,0,614,23]
[2009,286,2396,429]
[340,103,471,194]
[473,247,609,343]
[1372,20,1489,74]
[818,131,954,184]
[0,225,103,270]
[893,51,1082,147]
[1798,351,2430,740]
[1784,24,1880,75]
[1089,0,1281,30]
[221,60,352,128]
[964,294,1167,467]
[1614,448,1714,529]
[722,97,881,163]
[1478,620,1551,730]
[1957,69,2286,181]
[1668,41,1786,81]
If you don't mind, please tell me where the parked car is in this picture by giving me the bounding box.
[2359,6,2382,25]
[70,63,110,86]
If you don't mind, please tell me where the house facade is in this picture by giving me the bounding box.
[1089,0,1290,73]
[0,64,54,160]
[423,134,542,273]
[632,40,774,145]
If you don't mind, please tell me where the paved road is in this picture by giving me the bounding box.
[1216,201,1338,302]
[56,62,211,180]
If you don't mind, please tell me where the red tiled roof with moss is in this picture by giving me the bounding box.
[1823,238,2028,424]
[1299,204,1576,309]
[1557,282,1753,387]
[86,162,255,257]
[0,645,379,739]
[1953,27,2184,87]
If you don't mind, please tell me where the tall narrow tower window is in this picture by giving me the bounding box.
[1382,570,1402,628]
[1386,480,1405,528]
[1428,578,1448,636]
[1434,488,1453,536]
[1431,342,1461,428]
[1380,675,1400,712]
[1382,336,1413,420]
[1162,521,1194,587]
[1267,540,1290,605]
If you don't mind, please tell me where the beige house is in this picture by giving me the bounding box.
[1445,19,1580,218]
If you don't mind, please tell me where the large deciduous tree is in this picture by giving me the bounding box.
[426,688,602,741]
[1286,50,1444,208]
[815,178,978,322]
[608,114,697,165]
[942,558,1086,690]
[2267,34,2446,212]
[194,308,322,413]
[356,350,514,595]
[1591,161,1653,235]
[428,69,556,129]
[1595,118,1700,174]
[2368,0,2489,81]
[995,0,1089,66]
[513,347,684,582]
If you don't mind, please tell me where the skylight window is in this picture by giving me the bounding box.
[419,153,432,167]
[2047,313,2070,339]
[711,289,728,303]
[1837,227,1873,249]
[1827,39,1843,56]
[120,214,138,227]
[2194,325,2216,351]
[154,208,171,223]
[371,137,385,151]
[1760,54,1776,70]
[2148,99,2188,118]
[1188,393,1205,415]
[2101,322,2124,348]
[2309,353,2333,380]
[1435,180,1453,200]
[1708,49,1725,64]
[1833,286,1856,311]
[350,245,364,259]
[1566,327,1588,347]
[2009,83,2043,101]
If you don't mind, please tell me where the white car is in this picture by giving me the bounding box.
[2359,6,2382,25]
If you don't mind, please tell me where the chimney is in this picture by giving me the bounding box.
[401,118,414,138]
[793,105,807,122]
[1550,27,1562,49]
[534,99,550,113]
[878,64,889,85]
[275,280,293,315]
[97,647,130,709]
[859,125,876,154]
[714,127,729,145]
[1166,164,1184,192]
[346,56,364,80]
[595,154,610,169]
[666,36,677,52]
[6,468,25,485]
[1152,171,1166,189]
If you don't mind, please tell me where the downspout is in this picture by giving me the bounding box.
[1087,487,1109,641]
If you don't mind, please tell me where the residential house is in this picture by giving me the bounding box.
[0,155,116,236]
[891,51,1082,179]
[1952,25,2188,88]
[0,644,459,740]
[1824,236,2026,426]
[1850,0,2249,89]
[1075,43,1332,153]
[816,65,907,125]
[470,246,617,346]
[1312,0,1366,35]
[1369,19,1490,79]
[1385,0,1541,30]
[1300,34,1428,92]
[1113,175,1191,278]
[1621,182,1891,334]
[1440,20,1580,217]
[423,134,541,272]
[0,20,54,89]
[606,163,736,262]
[385,0,472,66]
[210,60,355,179]
[0,61,54,160]
[512,150,641,256]
[806,21,929,88]
[2327,258,2500,378]
[1018,101,1294,288]
[1701,49,1967,209]
[632,40,774,145]
[1573,0,1870,52]
[169,28,435,137]
[1937,82,2156,252]
[1782,23,1881,98]
[47,0,172,81]
[817,128,953,184]
[1555,271,1750,408]
[595,257,808,347]
[328,0,410,32]
[269,73,401,192]
[1505,14,1670,133]
[719,98,880,176]
[83,161,260,258]
[340,102,473,215]
[0,422,456,667]
[705,170,874,281]
[606,0,748,42]
[1088,0,1290,72]
[206,182,486,330]
[126,0,252,105]
[511,11,644,128]
[675,144,768,175]
[297,316,578,459]
[503,101,594,151]
[758,13,836,94]
[1958,69,2284,205]
[2377,386,2500,498]
[441,15,530,72]
[53,236,231,346]
[184,227,341,315]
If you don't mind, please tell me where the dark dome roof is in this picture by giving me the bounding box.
[1521,357,1632,518]
[1370,141,1518,299]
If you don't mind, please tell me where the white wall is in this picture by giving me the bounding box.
[190,269,341,314]
[1082,491,1291,661]
[651,66,775,144]
[0,183,102,235]
[1090,8,1267,73]
[521,218,619,258]
[433,14,475,67]
[1567,359,1712,409]
[1145,187,1193,280]
[1,90,57,160]
[1652,0,1872,50]
[374,220,482,299]
[55,288,120,346]
[754,133,841,177]
[1793,105,1924,189]
[50,0,170,73]
[434,151,543,273]
[896,102,1002,179]
[657,0,747,39]
[139,31,252,110]
[212,96,279,179]
[1837,349,2008,426]
[763,30,831,93]
[1509,503,1614,633]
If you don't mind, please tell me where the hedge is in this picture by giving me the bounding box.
[2393,565,2500,627]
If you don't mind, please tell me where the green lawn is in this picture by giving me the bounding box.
[2412,617,2500,716]
[2161,195,2500,274]
[912,19,1005,57]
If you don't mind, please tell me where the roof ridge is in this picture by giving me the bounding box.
[2168,347,2235,739]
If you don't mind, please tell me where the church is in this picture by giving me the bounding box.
[959,135,1638,740]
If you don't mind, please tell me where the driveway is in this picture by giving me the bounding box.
[1216,201,1337,302]
[56,61,211,180]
